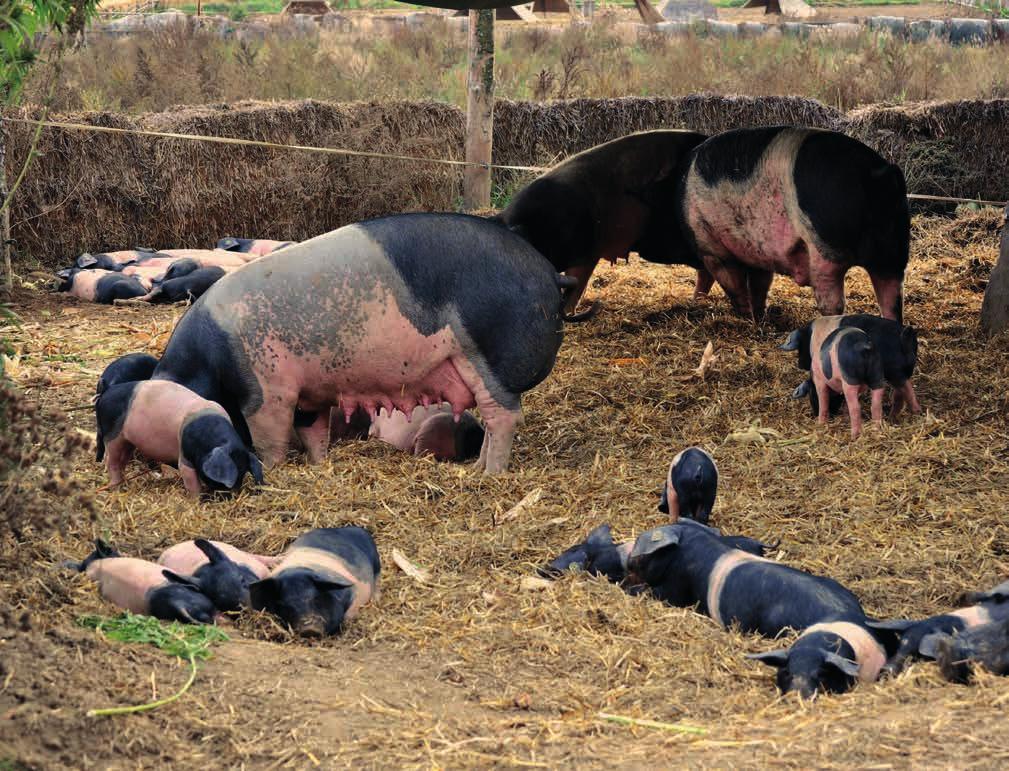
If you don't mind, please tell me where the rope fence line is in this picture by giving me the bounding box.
[6,117,1009,208]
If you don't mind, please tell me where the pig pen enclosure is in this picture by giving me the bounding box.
[3,95,1009,767]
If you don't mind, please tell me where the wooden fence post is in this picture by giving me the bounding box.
[463,9,494,212]
[0,119,10,293]
[980,204,1009,335]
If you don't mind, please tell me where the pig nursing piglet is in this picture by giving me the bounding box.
[153,213,567,474]
[250,527,380,637]
[95,379,263,496]
[70,539,217,624]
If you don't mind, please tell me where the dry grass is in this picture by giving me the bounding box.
[2,209,1009,767]
[36,20,1009,116]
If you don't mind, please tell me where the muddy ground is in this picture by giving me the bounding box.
[2,210,1009,768]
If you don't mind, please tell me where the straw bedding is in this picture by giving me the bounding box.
[1,208,1007,767]
[7,96,1009,271]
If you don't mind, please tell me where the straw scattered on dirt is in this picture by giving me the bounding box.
[2,209,1009,768]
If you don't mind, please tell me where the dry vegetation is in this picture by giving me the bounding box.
[2,209,1009,767]
[33,20,1009,114]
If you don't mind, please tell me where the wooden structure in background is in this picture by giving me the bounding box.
[463,9,494,210]
[452,4,535,20]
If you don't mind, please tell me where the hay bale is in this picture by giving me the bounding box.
[780,21,810,37]
[909,19,944,43]
[654,19,691,34]
[993,18,1009,42]
[825,22,860,38]
[946,18,991,46]
[705,19,740,37]
[866,15,907,38]
[847,100,1009,203]
[738,21,768,37]
[658,0,715,22]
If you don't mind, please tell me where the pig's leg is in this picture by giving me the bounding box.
[245,387,298,468]
[693,268,715,300]
[869,387,884,427]
[104,437,135,486]
[295,411,331,464]
[178,460,203,497]
[562,259,600,317]
[701,256,753,319]
[842,384,863,439]
[903,381,922,414]
[747,268,774,322]
[809,253,846,317]
[869,271,904,323]
[814,379,831,425]
[450,355,521,475]
[891,388,905,418]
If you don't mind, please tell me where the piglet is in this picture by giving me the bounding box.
[216,237,295,258]
[809,327,885,438]
[660,447,717,524]
[95,379,263,496]
[76,248,156,271]
[96,353,159,397]
[781,314,920,419]
[157,539,278,611]
[867,578,1009,674]
[368,404,485,462]
[153,248,248,269]
[935,616,1009,684]
[69,539,216,623]
[143,267,228,304]
[57,268,148,304]
[249,526,380,637]
[627,522,887,697]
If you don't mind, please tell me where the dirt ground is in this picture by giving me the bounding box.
[3,209,1009,768]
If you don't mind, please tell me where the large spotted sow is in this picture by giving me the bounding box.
[153,213,568,473]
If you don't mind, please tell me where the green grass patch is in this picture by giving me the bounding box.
[78,613,229,716]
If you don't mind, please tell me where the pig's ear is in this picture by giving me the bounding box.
[917,632,946,659]
[312,576,353,593]
[790,380,811,400]
[584,524,614,549]
[162,569,202,590]
[823,651,860,678]
[201,446,240,489]
[866,619,916,633]
[746,649,790,668]
[77,253,97,268]
[247,452,264,484]
[965,579,1009,604]
[217,237,240,251]
[194,539,230,565]
[248,578,277,611]
[657,484,670,515]
[779,329,804,351]
[629,526,679,559]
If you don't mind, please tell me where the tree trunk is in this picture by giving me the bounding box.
[0,118,10,293]
[980,205,1009,335]
[463,9,494,212]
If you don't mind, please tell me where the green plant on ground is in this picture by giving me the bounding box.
[77,614,229,717]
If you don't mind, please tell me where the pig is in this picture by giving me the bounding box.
[75,248,156,271]
[216,237,295,258]
[367,404,485,462]
[152,213,568,474]
[659,447,717,525]
[95,379,263,495]
[142,267,228,304]
[781,314,920,419]
[867,578,1009,674]
[157,539,276,611]
[675,127,910,321]
[249,526,380,637]
[96,352,159,397]
[627,522,889,696]
[152,248,249,269]
[808,327,885,439]
[69,539,216,623]
[57,268,148,303]
[540,520,773,584]
[935,617,1009,684]
[494,130,711,320]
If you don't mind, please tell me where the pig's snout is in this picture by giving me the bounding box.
[786,676,818,700]
[293,614,328,638]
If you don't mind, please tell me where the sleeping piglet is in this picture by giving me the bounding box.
[96,352,159,397]
[368,404,485,462]
[659,447,718,524]
[57,268,148,304]
[75,248,156,271]
[627,522,888,697]
[935,616,1009,684]
[157,539,278,611]
[867,578,1009,675]
[249,527,380,637]
[809,327,885,438]
[216,237,295,258]
[69,539,216,623]
[95,379,263,496]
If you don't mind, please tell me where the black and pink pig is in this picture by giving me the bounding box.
[57,268,148,304]
[249,526,380,637]
[659,447,718,525]
[157,539,277,612]
[216,238,295,258]
[95,379,263,495]
[96,353,159,397]
[935,616,1009,684]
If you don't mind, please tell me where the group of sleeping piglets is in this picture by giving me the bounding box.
[93,349,485,498]
[56,238,293,305]
[69,526,379,638]
[542,448,1009,698]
